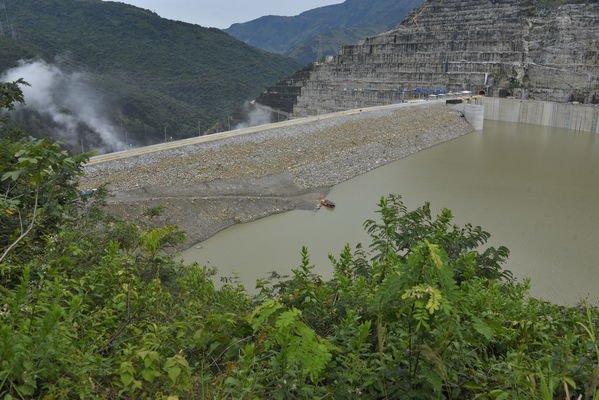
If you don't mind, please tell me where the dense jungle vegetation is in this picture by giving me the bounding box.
[0,0,299,148]
[1,80,598,399]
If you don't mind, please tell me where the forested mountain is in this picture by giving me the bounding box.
[225,0,423,64]
[0,0,300,152]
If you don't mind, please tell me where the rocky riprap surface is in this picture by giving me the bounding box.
[81,103,472,247]
[258,0,599,116]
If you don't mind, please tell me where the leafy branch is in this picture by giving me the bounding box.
[0,185,38,264]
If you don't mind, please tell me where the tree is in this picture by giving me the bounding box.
[0,81,596,398]
[0,79,88,264]
[0,78,27,112]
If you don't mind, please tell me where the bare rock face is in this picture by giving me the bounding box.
[255,65,314,115]
[259,0,599,116]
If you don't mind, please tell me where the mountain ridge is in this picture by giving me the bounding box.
[225,0,423,64]
[0,0,300,152]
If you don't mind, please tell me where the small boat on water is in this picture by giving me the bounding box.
[319,199,336,208]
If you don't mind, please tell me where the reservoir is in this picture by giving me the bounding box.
[182,120,599,305]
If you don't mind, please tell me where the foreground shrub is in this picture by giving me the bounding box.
[1,80,597,399]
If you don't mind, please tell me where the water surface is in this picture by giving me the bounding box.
[182,121,599,304]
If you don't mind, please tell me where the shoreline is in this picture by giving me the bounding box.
[80,103,473,248]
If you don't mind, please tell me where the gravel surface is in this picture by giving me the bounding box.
[80,102,473,247]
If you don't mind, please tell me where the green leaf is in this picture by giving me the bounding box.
[16,384,35,396]
[141,368,159,383]
[496,392,511,400]
[119,361,135,386]
[120,372,134,386]
[563,377,576,389]
[164,357,185,384]
[249,299,283,330]
[1,170,22,181]
[427,241,444,269]
[167,366,181,383]
[275,309,301,329]
[423,368,442,392]
[17,157,38,165]
[472,317,495,340]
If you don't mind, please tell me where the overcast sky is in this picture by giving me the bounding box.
[110,0,343,29]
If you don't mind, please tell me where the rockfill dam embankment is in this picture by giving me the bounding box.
[81,102,472,247]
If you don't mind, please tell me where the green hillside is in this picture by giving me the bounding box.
[0,37,37,72]
[0,0,300,151]
[286,25,387,64]
[225,0,423,64]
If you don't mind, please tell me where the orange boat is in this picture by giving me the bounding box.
[319,199,336,208]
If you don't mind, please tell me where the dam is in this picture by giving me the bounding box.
[82,92,599,305]
[82,99,473,247]
[483,97,599,134]
[79,0,599,303]
[451,97,599,133]
[182,119,599,305]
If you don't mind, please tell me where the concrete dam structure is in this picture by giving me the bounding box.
[257,0,599,117]
[450,97,599,133]
[483,97,599,133]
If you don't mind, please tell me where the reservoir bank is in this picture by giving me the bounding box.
[182,120,599,305]
[81,101,472,247]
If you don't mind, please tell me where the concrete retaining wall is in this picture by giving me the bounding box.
[482,97,599,133]
[464,104,485,130]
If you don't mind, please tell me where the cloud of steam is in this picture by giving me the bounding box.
[234,101,274,130]
[1,60,126,153]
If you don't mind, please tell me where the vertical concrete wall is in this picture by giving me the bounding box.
[464,104,485,130]
[446,99,485,130]
[482,97,599,133]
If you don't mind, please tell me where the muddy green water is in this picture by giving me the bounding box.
[182,120,599,305]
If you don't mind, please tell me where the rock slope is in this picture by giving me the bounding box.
[258,0,599,116]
